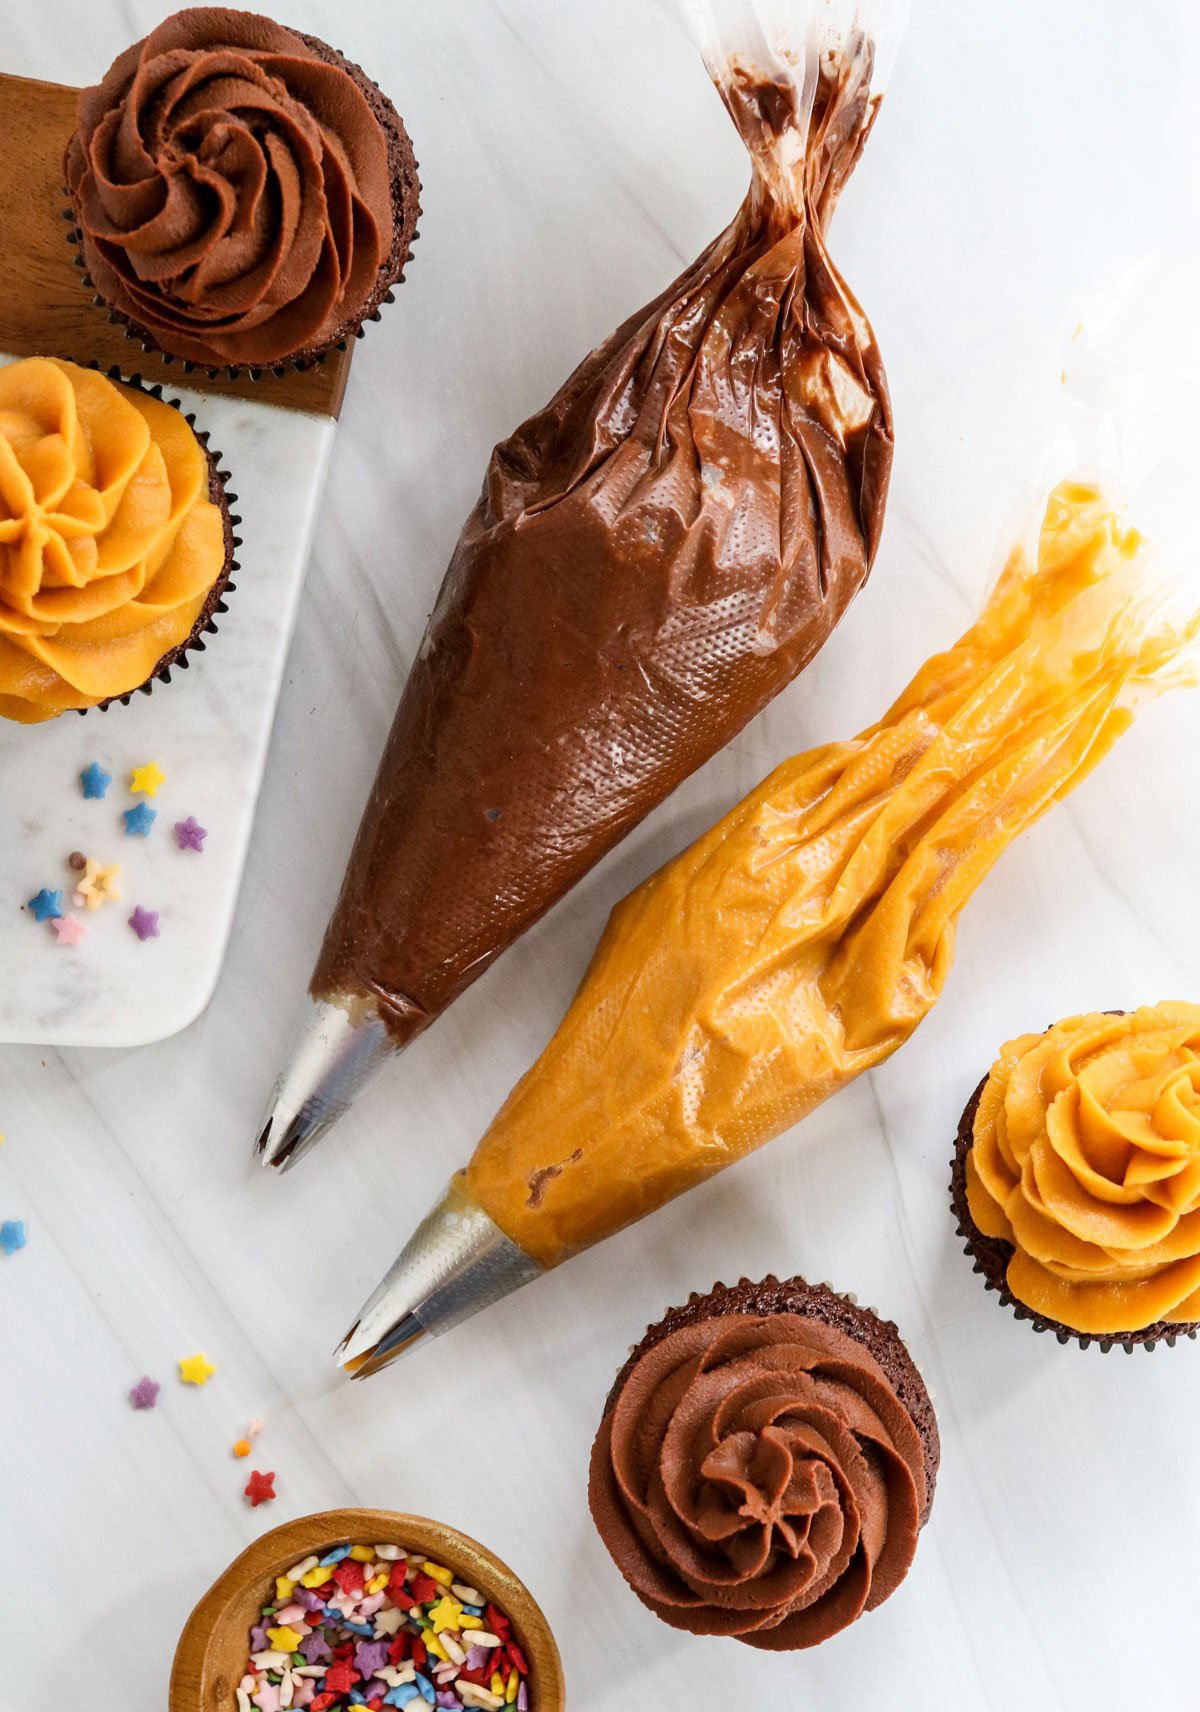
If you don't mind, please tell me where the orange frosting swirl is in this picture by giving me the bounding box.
[589,1313,927,1648]
[966,1003,1200,1333]
[0,357,226,723]
[64,8,395,367]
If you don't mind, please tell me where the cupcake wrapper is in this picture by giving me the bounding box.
[61,32,421,382]
[949,1083,1200,1354]
[62,364,240,715]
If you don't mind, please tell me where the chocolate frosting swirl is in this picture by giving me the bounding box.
[65,8,400,367]
[589,1296,930,1648]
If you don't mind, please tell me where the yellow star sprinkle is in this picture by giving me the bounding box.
[130,762,166,797]
[178,1351,216,1386]
[427,1596,463,1632]
[267,1625,304,1653]
[78,859,121,911]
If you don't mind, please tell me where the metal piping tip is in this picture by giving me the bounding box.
[337,1175,543,1378]
[256,996,395,1171]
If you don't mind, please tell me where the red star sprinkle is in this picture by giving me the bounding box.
[333,1558,365,1596]
[244,1468,276,1507]
[322,1662,360,1697]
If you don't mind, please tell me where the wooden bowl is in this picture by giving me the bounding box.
[170,1507,565,1711]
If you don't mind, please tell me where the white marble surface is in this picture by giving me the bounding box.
[0,367,334,1045]
[4,2,1200,1708]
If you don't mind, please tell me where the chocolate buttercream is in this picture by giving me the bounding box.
[65,8,417,369]
[589,1279,935,1649]
[311,29,893,1041]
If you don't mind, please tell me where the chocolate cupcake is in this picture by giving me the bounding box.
[64,8,420,375]
[0,357,235,723]
[951,1003,1200,1351]
[589,1276,938,1650]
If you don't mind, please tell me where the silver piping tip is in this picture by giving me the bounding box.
[256,996,395,1171]
[337,1175,543,1378]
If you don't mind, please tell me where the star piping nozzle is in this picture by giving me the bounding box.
[256,995,395,1171]
[337,1175,543,1379]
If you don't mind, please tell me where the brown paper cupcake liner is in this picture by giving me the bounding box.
[950,1076,1200,1354]
[62,30,421,381]
[606,1274,940,1517]
[65,364,240,714]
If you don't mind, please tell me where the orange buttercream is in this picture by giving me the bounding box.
[466,482,1199,1267]
[0,357,226,723]
[966,1003,1200,1334]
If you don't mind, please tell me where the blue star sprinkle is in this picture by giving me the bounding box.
[122,803,158,838]
[27,888,63,923]
[0,1220,26,1257]
[80,762,112,800]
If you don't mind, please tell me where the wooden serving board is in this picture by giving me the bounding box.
[0,72,354,1046]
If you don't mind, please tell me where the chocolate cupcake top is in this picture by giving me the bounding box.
[589,1280,934,1650]
[0,358,227,722]
[65,7,415,368]
[966,1003,1200,1336]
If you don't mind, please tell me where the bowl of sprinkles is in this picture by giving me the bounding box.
[170,1508,564,1712]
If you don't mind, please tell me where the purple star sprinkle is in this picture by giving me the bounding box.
[128,906,160,942]
[362,1681,388,1702]
[294,1587,323,1611]
[300,1629,331,1665]
[174,815,208,853]
[465,1646,490,1672]
[354,1641,389,1678]
[249,1623,269,1653]
[129,1375,161,1410]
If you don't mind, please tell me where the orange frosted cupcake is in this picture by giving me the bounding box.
[952,1003,1200,1350]
[0,357,234,723]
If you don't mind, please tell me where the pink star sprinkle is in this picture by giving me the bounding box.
[51,914,88,946]
[128,906,160,941]
[174,816,208,853]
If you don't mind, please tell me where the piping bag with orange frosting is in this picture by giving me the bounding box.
[339,480,1200,1375]
[257,0,901,1169]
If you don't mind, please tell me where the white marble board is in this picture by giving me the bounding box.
[0,366,333,1045]
[3,3,1200,1711]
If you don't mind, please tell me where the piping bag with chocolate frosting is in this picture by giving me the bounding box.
[257,0,902,1169]
[338,480,1200,1375]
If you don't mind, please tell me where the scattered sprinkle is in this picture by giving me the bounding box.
[178,1351,217,1386]
[130,762,167,797]
[129,1375,161,1410]
[67,851,87,872]
[51,914,88,947]
[122,802,157,837]
[80,762,112,800]
[128,905,160,942]
[247,1416,264,1437]
[233,1438,252,1458]
[0,1219,27,1257]
[27,888,63,922]
[244,1468,276,1507]
[239,1541,529,1711]
[175,815,208,853]
[78,859,121,911]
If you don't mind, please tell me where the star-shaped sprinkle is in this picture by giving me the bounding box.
[122,803,157,837]
[174,815,208,853]
[244,1468,276,1507]
[300,1629,331,1666]
[129,1376,160,1410]
[52,914,88,946]
[128,906,160,942]
[80,762,112,800]
[27,888,63,922]
[251,1681,281,1712]
[0,1219,27,1256]
[178,1351,216,1386]
[130,762,166,797]
[78,859,121,911]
